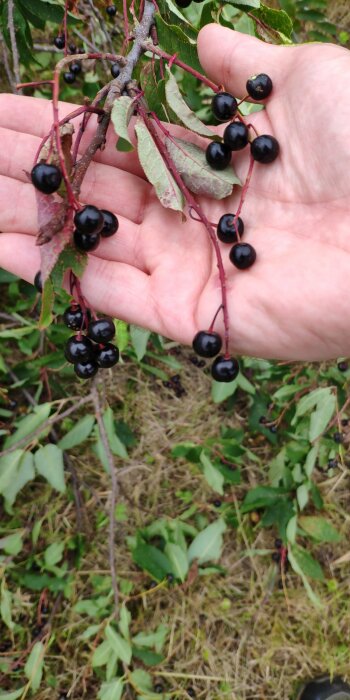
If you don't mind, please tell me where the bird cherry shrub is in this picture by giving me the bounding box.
[1,0,295,383]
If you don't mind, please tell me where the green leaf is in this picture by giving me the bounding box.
[155,14,202,73]
[290,544,324,581]
[51,244,87,291]
[288,547,323,608]
[304,444,319,478]
[135,120,184,212]
[296,483,309,511]
[44,541,64,568]
[111,96,135,148]
[118,604,131,640]
[24,641,45,692]
[92,640,112,668]
[34,444,66,493]
[3,402,51,449]
[39,276,54,329]
[132,624,168,653]
[98,678,124,700]
[132,542,172,581]
[0,690,26,700]
[0,325,37,339]
[103,407,128,459]
[116,320,129,352]
[229,0,260,7]
[200,451,224,495]
[164,543,189,582]
[130,325,151,361]
[309,391,336,441]
[298,516,342,543]
[105,624,132,664]
[0,532,23,555]
[241,486,287,512]
[1,579,14,630]
[165,137,240,199]
[188,519,226,565]
[132,648,164,666]
[58,415,95,450]
[165,68,214,137]
[116,137,134,152]
[211,377,238,403]
[251,3,293,38]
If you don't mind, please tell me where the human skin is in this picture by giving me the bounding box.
[0,24,350,361]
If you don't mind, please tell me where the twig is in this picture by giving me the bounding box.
[0,394,93,457]
[0,28,16,92]
[91,380,119,618]
[7,0,22,94]
[86,0,114,53]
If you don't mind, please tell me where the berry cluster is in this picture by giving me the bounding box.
[73,205,119,252]
[64,308,119,379]
[53,36,82,84]
[192,74,279,382]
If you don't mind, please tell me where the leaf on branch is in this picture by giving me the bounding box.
[135,120,184,212]
[111,96,135,149]
[165,68,215,138]
[39,276,54,329]
[155,14,202,74]
[50,244,88,291]
[165,137,240,199]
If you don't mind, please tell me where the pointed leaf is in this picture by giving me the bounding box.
[92,640,112,668]
[4,402,51,449]
[105,624,132,664]
[24,641,44,691]
[132,542,172,581]
[298,516,342,543]
[98,678,124,700]
[164,543,189,582]
[165,137,240,199]
[188,519,226,565]
[34,444,66,493]
[135,120,184,212]
[165,68,214,137]
[58,414,95,450]
[111,96,135,148]
[130,325,151,361]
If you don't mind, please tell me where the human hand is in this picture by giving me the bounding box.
[1,26,350,361]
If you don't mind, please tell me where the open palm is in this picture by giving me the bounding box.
[1,24,350,361]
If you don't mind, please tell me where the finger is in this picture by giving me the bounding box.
[0,127,151,225]
[0,233,158,331]
[0,94,144,178]
[197,24,295,98]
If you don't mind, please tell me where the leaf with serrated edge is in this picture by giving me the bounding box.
[165,137,240,199]
[135,121,184,212]
[111,96,135,148]
[165,68,214,137]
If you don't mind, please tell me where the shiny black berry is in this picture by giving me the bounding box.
[54,35,65,50]
[251,135,279,164]
[111,63,120,78]
[106,4,117,15]
[74,229,100,253]
[217,214,244,244]
[65,336,94,364]
[69,43,77,54]
[211,92,237,122]
[74,360,99,379]
[100,210,119,237]
[96,343,119,368]
[34,270,43,293]
[175,0,191,7]
[223,121,249,151]
[186,689,196,698]
[337,360,348,372]
[211,356,239,383]
[31,163,62,194]
[74,205,104,234]
[192,330,222,358]
[88,318,115,344]
[333,432,344,444]
[63,305,86,330]
[229,242,256,269]
[246,73,273,101]
[205,142,231,171]
[63,71,76,85]
[70,61,81,75]
[213,499,222,508]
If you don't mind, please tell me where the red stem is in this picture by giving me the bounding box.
[235,155,255,222]
[139,105,231,355]
[143,43,219,93]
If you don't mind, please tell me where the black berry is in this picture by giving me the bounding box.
[54,35,65,50]
[223,121,249,151]
[68,43,77,54]
[34,270,43,293]
[246,73,273,101]
[64,336,94,364]
[217,214,244,244]
[96,343,119,368]
[106,4,117,15]
[74,360,99,379]
[74,229,100,253]
[192,330,222,358]
[63,305,87,331]
[70,61,81,75]
[63,71,76,85]
[275,538,283,549]
[154,684,164,694]
[211,92,237,122]
[269,424,277,434]
[341,418,349,426]
[166,573,175,584]
[186,689,196,698]
[328,458,338,468]
[213,499,222,508]
[251,135,279,164]
[272,551,281,563]
[148,580,157,589]
[100,210,119,237]
[205,142,231,171]
[337,360,348,372]
[229,242,256,270]
[259,416,267,425]
[88,318,115,344]
[211,356,239,383]
[175,0,191,7]
[31,163,62,195]
[111,63,120,79]
[74,205,104,234]
[333,432,344,444]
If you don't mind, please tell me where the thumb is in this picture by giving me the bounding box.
[197,24,294,97]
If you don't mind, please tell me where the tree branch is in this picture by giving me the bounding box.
[7,0,22,94]
[0,28,16,93]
